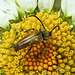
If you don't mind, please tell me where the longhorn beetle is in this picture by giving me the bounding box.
[9,15,59,63]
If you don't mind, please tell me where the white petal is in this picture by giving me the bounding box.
[61,0,75,17]
[38,0,55,13]
[6,0,18,17]
[16,0,37,13]
[24,0,37,12]
[15,0,26,11]
[0,0,18,19]
[61,0,67,16]
[0,10,9,29]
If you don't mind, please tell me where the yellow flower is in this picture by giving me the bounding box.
[0,11,75,75]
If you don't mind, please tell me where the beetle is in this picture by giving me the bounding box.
[9,15,59,62]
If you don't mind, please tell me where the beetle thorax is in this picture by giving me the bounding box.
[40,30,49,40]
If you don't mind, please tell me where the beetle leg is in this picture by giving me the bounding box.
[24,28,35,32]
[42,41,47,55]
[19,46,32,65]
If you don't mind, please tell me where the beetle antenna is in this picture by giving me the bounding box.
[49,25,59,36]
[29,15,46,30]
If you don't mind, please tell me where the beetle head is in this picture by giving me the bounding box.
[9,44,18,51]
[13,44,19,51]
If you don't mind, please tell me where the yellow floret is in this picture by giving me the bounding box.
[71,44,75,49]
[71,67,75,72]
[62,32,67,37]
[0,69,3,73]
[36,12,44,18]
[3,31,9,36]
[71,38,75,43]
[62,37,67,42]
[5,71,11,75]
[63,58,67,63]
[2,55,8,59]
[67,35,73,41]
[52,71,58,75]
[65,72,71,75]
[65,65,71,71]
[2,60,7,65]
[59,68,65,74]
[45,19,50,25]
[11,23,16,29]
[53,15,58,19]
[4,43,11,48]
[47,71,51,75]
[59,63,65,68]
[42,70,47,75]
[73,55,75,60]
[0,63,3,67]
[41,16,47,22]
[69,50,74,56]
[4,35,10,40]
[60,27,65,32]
[68,60,74,66]
[32,22,37,29]
[58,48,65,53]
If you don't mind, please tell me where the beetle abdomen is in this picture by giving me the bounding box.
[14,31,43,51]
